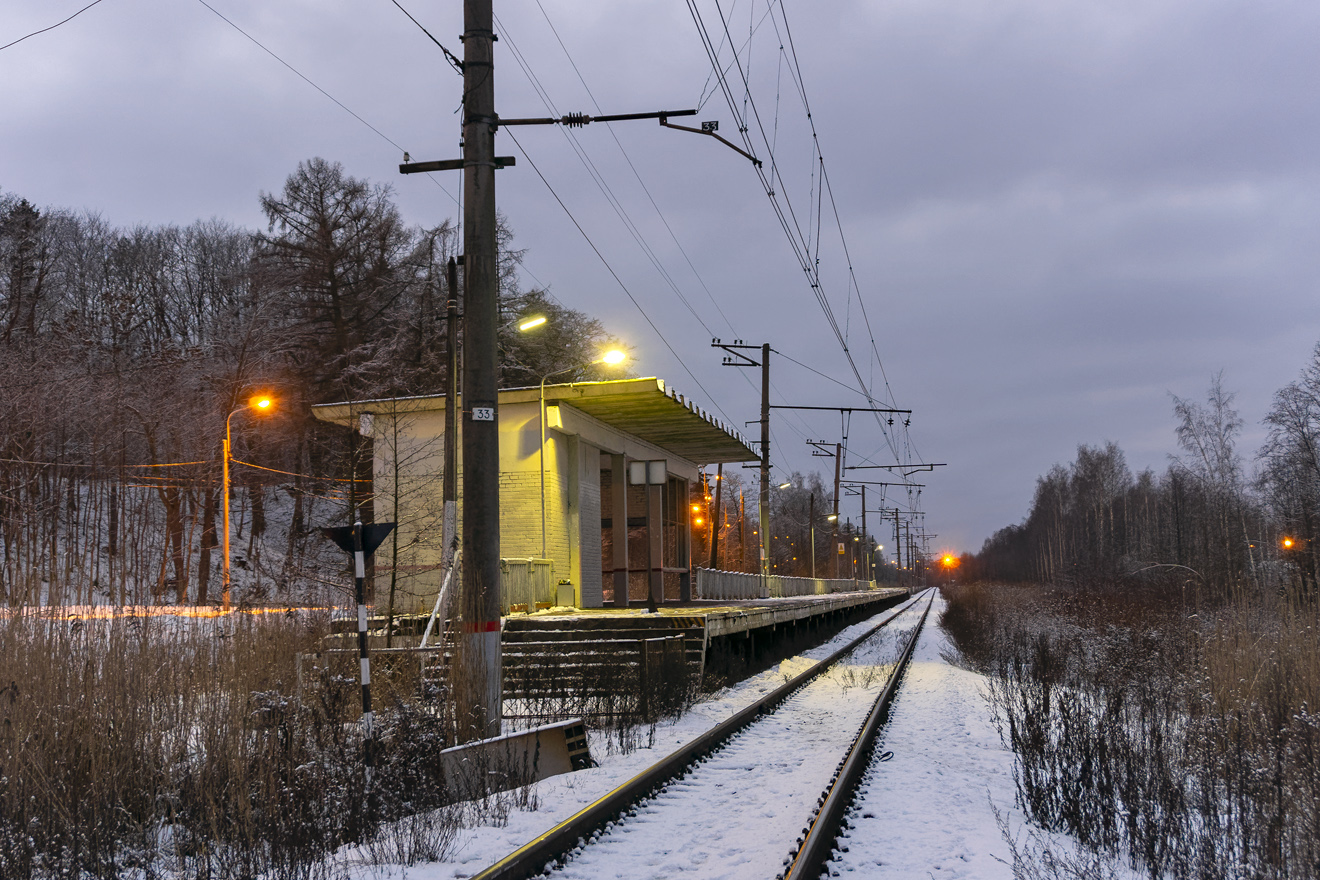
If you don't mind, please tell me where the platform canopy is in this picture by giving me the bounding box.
[313,377,759,467]
[503,378,758,465]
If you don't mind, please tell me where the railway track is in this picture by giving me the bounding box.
[470,588,936,880]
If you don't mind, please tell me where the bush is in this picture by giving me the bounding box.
[941,582,1320,880]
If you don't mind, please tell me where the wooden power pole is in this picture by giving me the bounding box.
[459,0,502,740]
[396,11,759,740]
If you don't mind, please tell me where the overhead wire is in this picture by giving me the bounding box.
[689,0,907,464]
[194,0,459,209]
[495,13,723,343]
[496,10,809,478]
[768,0,922,462]
[689,0,937,531]
[384,0,463,74]
[0,0,108,53]
[519,1,824,477]
[503,128,739,433]
[528,0,742,339]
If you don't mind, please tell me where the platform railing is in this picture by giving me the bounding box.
[694,568,875,601]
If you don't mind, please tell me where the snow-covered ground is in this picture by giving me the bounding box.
[333,591,1130,879]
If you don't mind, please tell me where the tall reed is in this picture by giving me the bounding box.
[941,582,1320,880]
[0,610,459,878]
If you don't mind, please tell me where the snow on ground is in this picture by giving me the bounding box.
[331,595,920,879]
[335,591,1132,879]
[826,592,1139,879]
[547,604,925,880]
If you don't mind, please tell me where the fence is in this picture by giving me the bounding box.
[298,633,696,724]
[694,568,876,601]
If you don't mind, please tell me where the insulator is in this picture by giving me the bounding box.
[563,112,588,127]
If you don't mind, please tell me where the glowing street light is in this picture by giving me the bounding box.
[223,394,275,611]
[540,349,628,556]
[517,315,547,332]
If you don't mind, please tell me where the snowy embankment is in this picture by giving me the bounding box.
[336,592,1129,879]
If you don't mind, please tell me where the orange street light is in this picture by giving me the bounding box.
[223,394,275,611]
[941,553,959,569]
[1283,536,1296,550]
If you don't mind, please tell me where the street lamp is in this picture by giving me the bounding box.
[222,394,274,611]
[540,349,627,557]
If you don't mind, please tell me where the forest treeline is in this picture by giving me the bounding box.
[970,363,1320,596]
[0,158,618,606]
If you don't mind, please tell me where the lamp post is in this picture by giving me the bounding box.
[222,394,274,611]
[540,349,626,557]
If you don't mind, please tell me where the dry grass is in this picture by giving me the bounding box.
[0,610,460,879]
[941,582,1320,880]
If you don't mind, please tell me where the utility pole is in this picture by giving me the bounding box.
[833,443,842,578]
[460,0,501,741]
[860,485,867,583]
[397,16,755,739]
[708,463,723,570]
[712,339,771,578]
[738,492,746,572]
[760,344,770,579]
[894,514,902,573]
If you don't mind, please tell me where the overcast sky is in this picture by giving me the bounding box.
[4,0,1319,556]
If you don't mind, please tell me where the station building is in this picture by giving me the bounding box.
[313,378,758,614]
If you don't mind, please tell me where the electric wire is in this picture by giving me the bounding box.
[496,11,807,476]
[0,0,108,53]
[193,0,459,209]
[689,0,907,464]
[768,0,921,462]
[528,0,742,338]
[690,0,933,530]
[516,1,820,476]
[496,14,720,343]
[504,128,740,433]
[384,0,463,74]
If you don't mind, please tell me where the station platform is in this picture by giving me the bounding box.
[332,588,912,691]
[501,587,910,639]
[497,587,911,674]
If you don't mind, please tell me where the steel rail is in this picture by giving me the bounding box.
[782,589,936,880]
[469,591,926,880]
